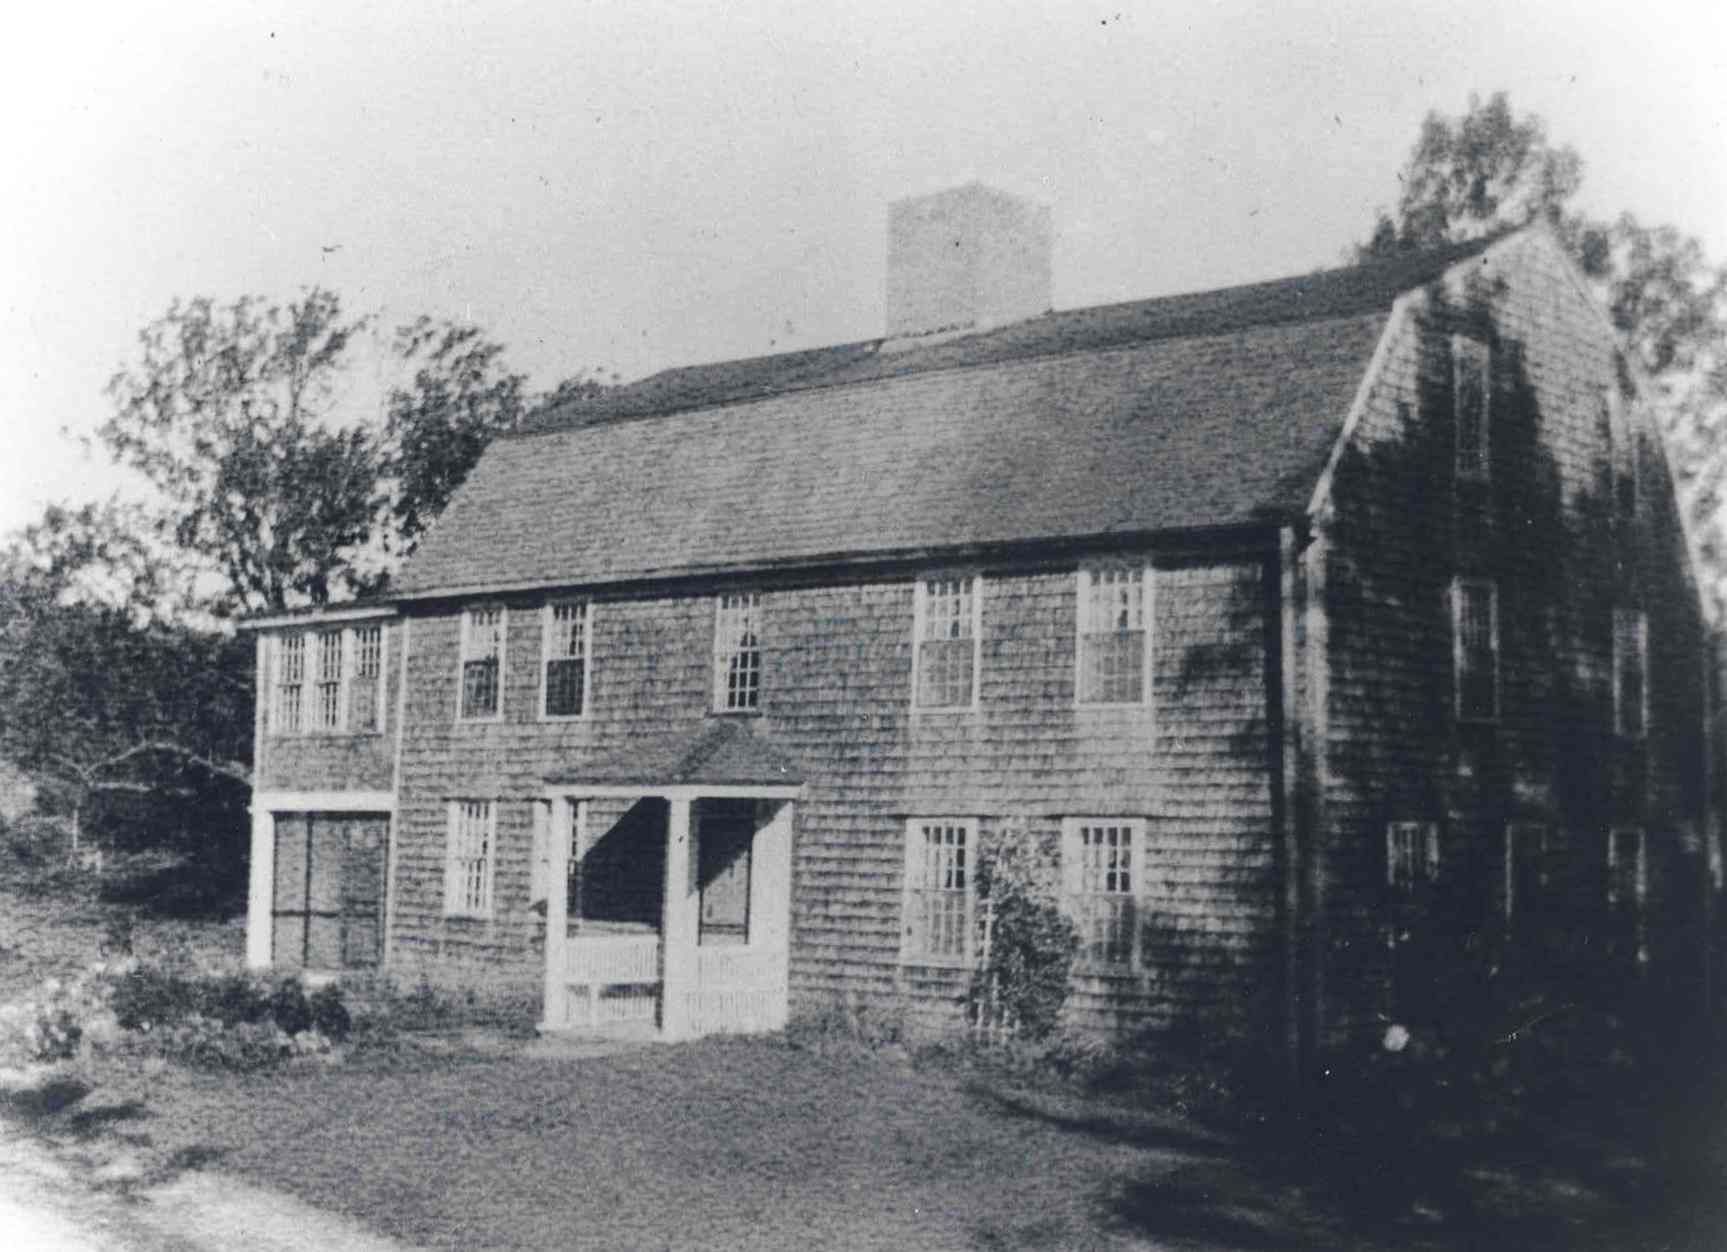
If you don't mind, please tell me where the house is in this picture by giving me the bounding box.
[241,183,1719,1064]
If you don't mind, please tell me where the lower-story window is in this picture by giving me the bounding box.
[445,799,496,918]
[901,818,975,964]
[1063,818,1146,969]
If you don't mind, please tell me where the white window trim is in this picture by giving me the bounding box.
[1451,576,1500,724]
[1073,563,1155,709]
[1386,821,1440,892]
[1607,825,1648,911]
[911,575,983,712]
[444,798,497,919]
[899,817,977,967]
[539,600,593,722]
[268,625,387,738]
[1062,816,1149,972]
[1612,608,1649,741]
[456,606,507,723]
[1453,334,1491,482]
[1607,384,1639,521]
[712,592,763,714]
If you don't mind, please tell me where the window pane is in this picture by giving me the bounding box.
[1455,338,1490,479]
[715,594,761,711]
[1456,582,1496,720]
[545,657,585,717]
[462,658,499,718]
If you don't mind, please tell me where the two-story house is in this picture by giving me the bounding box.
[242,183,1717,1066]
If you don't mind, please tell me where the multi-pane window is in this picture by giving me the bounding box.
[1077,566,1149,705]
[1065,819,1145,968]
[1453,335,1491,481]
[901,819,975,964]
[1387,821,1441,893]
[269,625,385,736]
[460,607,505,720]
[349,625,383,733]
[273,634,305,734]
[1607,385,1638,520]
[542,602,589,719]
[714,593,762,712]
[1452,578,1499,723]
[315,630,344,731]
[1505,822,1550,922]
[914,577,979,709]
[444,800,496,918]
[1613,608,1647,740]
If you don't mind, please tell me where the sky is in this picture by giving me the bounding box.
[2,0,1724,540]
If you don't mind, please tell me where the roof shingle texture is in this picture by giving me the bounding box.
[397,236,1498,599]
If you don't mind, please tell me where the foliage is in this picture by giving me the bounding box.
[0,976,91,1067]
[1360,91,1727,606]
[98,290,379,613]
[0,518,253,849]
[968,818,1079,1041]
[109,964,351,1047]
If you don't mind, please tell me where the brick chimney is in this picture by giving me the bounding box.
[884,182,1052,340]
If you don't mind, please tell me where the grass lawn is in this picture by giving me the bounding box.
[5,868,1727,1250]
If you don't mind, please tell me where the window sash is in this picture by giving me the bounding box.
[902,820,974,964]
[1387,821,1440,892]
[460,608,505,720]
[314,630,344,731]
[542,602,589,719]
[349,626,383,733]
[1066,819,1145,968]
[273,635,305,734]
[1077,566,1149,705]
[714,593,761,712]
[914,578,979,709]
[446,800,496,917]
[1607,826,1647,911]
[1452,578,1499,722]
[270,625,386,736]
[1454,335,1491,480]
[1607,387,1638,520]
[1613,609,1647,740]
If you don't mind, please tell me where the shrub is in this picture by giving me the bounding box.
[968,817,1078,1041]
[110,965,200,1032]
[268,980,313,1036]
[308,984,352,1042]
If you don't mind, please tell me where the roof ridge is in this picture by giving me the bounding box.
[516,229,1509,438]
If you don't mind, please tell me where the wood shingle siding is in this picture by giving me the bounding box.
[380,552,1283,1035]
[1313,231,1710,1042]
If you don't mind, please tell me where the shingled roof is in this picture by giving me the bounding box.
[395,234,1502,600]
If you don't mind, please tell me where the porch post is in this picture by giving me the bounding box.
[539,799,574,1031]
[661,795,699,1041]
[246,806,274,969]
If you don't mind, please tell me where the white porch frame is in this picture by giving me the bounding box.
[247,789,397,969]
[539,783,800,1041]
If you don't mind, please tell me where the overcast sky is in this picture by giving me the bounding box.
[3,0,1723,539]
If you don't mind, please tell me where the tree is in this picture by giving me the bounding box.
[99,289,380,613]
[0,508,253,856]
[1360,93,1727,608]
[382,317,528,554]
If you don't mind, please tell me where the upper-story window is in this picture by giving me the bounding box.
[900,818,975,965]
[913,576,980,710]
[1453,335,1492,482]
[1063,818,1146,969]
[314,630,344,731]
[272,634,305,734]
[541,601,590,720]
[1606,384,1638,521]
[1505,822,1550,922]
[1613,608,1648,740]
[713,593,762,712]
[459,607,506,721]
[1076,564,1151,705]
[1451,577,1499,723]
[268,623,386,736]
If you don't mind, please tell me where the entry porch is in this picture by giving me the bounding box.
[538,731,801,1043]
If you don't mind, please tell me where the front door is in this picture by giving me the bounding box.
[697,801,754,946]
[272,813,388,969]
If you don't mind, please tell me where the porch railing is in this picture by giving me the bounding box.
[680,945,786,1037]
[557,932,661,1031]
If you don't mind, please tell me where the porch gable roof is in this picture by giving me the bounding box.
[544,719,804,790]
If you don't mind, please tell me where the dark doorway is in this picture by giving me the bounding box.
[698,800,754,946]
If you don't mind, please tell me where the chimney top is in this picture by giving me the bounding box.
[884,183,1052,342]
